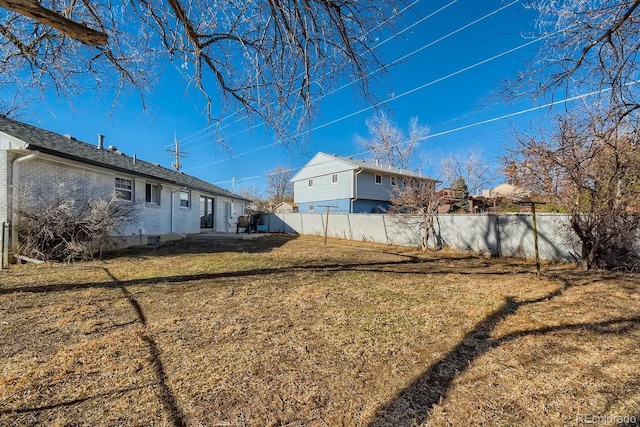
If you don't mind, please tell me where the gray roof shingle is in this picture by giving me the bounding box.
[327,152,434,180]
[0,116,249,201]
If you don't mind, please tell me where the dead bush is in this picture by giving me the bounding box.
[16,185,136,262]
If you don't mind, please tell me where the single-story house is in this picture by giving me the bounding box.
[273,201,298,213]
[0,116,249,259]
[290,152,438,213]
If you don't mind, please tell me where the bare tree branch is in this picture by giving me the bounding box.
[355,112,429,171]
[0,0,403,143]
[0,0,107,45]
[503,108,640,270]
[266,166,294,204]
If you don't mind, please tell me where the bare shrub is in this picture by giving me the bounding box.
[388,179,443,252]
[504,110,640,270]
[16,186,136,262]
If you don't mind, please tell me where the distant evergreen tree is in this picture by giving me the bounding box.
[449,176,469,213]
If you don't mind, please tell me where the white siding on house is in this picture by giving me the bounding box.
[12,155,209,238]
[294,169,353,203]
[18,157,115,204]
[171,189,197,234]
[212,197,246,232]
[290,153,355,182]
[1,117,252,257]
[355,170,398,201]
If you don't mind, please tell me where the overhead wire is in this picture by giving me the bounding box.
[177,0,428,146]
[186,28,547,172]
[183,0,517,151]
[211,87,617,186]
[181,0,456,150]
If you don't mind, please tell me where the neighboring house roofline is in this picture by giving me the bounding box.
[0,116,250,202]
[290,151,439,182]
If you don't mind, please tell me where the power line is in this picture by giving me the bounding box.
[186,28,547,172]
[183,0,516,150]
[212,88,616,186]
[177,0,428,147]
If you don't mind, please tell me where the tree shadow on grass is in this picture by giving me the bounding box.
[0,255,544,296]
[102,268,186,427]
[0,383,156,415]
[102,234,300,260]
[0,269,187,427]
[368,276,640,426]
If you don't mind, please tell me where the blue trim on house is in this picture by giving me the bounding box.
[298,198,351,213]
[298,199,390,214]
[352,200,390,214]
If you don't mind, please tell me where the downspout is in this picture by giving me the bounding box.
[10,151,41,256]
[351,168,363,213]
[170,187,187,238]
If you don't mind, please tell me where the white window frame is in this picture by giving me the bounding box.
[308,178,314,187]
[308,204,315,212]
[145,182,161,204]
[375,174,382,184]
[390,176,397,186]
[331,173,339,184]
[179,190,190,208]
[115,177,133,201]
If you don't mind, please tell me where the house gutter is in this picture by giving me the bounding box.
[10,151,41,255]
[351,168,364,213]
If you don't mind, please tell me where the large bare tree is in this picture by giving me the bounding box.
[388,178,442,252]
[506,1,640,269]
[355,111,429,171]
[525,0,640,124]
[504,109,640,270]
[0,0,402,140]
[265,166,294,205]
[439,148,498,196]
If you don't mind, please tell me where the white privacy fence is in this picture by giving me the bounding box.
[264,212,640,262]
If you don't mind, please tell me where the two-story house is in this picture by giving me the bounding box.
[290,152,437,213]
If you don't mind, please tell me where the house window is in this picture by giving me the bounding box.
[309,204,315,212]
[308,179,314,187]
[375,174,382,184]
[145,183,161,204]
[200,196,214,228]
[180,190,190,208]
[390,176,397,186]
[331,173,339,184]
[115,177,132,201]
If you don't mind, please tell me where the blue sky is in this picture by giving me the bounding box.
[22,0,556,195]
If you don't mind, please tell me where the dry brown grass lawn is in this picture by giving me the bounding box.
[1,235,639,426]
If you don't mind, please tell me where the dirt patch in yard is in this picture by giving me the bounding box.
[1,235,639,426]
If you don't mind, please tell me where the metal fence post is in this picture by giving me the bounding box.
[1,221,6,270]
[531,203,541,279]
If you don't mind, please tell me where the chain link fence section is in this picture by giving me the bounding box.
[433,213,582,262]
[266,212,589,263]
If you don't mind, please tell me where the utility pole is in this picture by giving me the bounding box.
[166,133,188,171]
